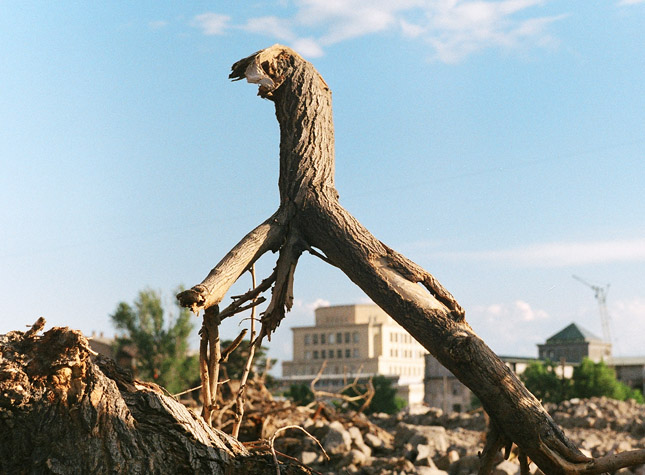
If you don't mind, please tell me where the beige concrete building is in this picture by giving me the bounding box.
[281,304,427,404]
[424,322,642,414]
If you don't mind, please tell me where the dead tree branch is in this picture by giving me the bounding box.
[232,265,259,439]
[177,45,645,474]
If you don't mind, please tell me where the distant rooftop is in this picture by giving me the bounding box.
[546,323,602,343]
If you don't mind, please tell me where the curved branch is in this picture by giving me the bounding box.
[177,207,291,313]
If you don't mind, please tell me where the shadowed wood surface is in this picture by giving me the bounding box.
[0,321,308,474]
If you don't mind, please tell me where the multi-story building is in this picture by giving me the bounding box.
[424,322,645,413]
[281,304,428,404]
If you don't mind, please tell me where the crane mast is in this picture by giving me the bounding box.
[572,275,612,344]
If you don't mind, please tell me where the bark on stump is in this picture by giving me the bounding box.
[0,320,307,474]
[177,45,645,475]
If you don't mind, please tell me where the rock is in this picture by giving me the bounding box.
[435,450,460,471]
[415,467,449,475]
[396,423,448,456]
[405,405,432,416]
[449,454,480,475]
[348,425,372,457]
[414,444,436,466]
[493,460,519,475]
[321,420,352,455]
[365,432,385,450]
[342,448,368,467]
[299,451,320,465]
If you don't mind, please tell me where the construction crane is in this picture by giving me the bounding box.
[572,275,612,344]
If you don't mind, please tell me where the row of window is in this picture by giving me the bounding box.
[304,348,360,360]
[390,332,415,344]
[291,365,359,376]
[304,331,359,345]
[387,365,424,377]
[389,348,424,358]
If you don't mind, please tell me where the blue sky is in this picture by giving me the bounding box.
[2,1,644,372]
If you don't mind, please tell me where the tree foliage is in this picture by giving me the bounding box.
[521,360,571,403]
[111,288,199,394]
[219,338,275,387]
[343,375,407,415]
[521,358,643,404]
[284,383,314,406]
[573,358,644,403]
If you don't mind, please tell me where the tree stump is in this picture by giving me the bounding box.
[0,319,307,474]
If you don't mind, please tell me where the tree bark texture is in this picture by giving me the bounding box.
[177,45,645,474]
[0,321,306,474]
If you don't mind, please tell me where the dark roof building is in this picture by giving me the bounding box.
[537,322,611,363]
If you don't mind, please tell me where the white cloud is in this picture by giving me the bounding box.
[462,296,645,359]
[148,20,168,30]
[242,16,295,41]
[192,13,231,35]
[423,1,565,62]
[470,299,551,355]
[437,238,645,267]
[291,37,326,57]
[609,297,645,356]
[192,1,564,62]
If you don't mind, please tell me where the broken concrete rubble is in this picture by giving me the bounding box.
[264,397,645,474]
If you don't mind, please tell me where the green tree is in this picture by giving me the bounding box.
[343,375,407,415]
[219,338,276,387]
[521,358,643,404]
[521,360,571,403]
[572,358,644,403]
[111,288,199,394]
[284,383,314,406]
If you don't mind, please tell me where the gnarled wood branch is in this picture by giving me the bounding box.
[178,44,645,474]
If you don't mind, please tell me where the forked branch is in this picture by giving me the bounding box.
[178,45,645,474]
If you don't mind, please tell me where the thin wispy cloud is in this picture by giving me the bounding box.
[148,20,168,30]
[192,13,231,36]
[470,300,551,355]
[191,0,566,62]
[436,238,645,267]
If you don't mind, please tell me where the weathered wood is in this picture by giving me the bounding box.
[178,44,645,474]
[0,322,307,474]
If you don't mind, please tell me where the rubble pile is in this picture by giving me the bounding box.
[235,395,645,475]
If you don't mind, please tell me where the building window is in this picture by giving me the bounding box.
[344,332,350,343]
[304,334,311,345]
[352,332,359,343]
[329,350,334,358]
[305,351,312,360]
[321,349,327,359]
[313,334,318,345]
[337,349,342,359]
[321,333,326,344]
[329,333,335,344]
[352,348,359,358]
[313,350,319,359]
[336,332,342,344]
[345,349,351,358]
